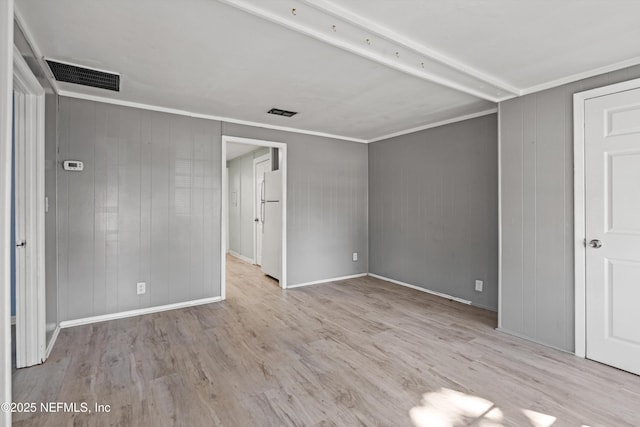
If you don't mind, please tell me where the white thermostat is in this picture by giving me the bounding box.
[63,160,84,171]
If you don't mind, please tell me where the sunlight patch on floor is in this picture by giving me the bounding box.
[410,388,500,427]
[522,409,556,427]
[410,388,561,427]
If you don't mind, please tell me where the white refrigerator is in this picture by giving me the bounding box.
[261,170,282,281]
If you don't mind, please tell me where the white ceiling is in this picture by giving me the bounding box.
[334,0,640,91]
[226,142,260,161]
[15,0,640,142]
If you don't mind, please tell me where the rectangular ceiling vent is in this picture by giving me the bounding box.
[268,108,297,117]
[46,60,120,92]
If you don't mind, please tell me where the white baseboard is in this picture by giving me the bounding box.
[44,325,60,360]
[10,316,15,325]
[368,273,472,305]
[228,250,254,265]
[288,273,367,289]
[59,296,223,328]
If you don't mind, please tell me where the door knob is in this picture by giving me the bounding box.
[254,218,259,222]
[589,239,602,249]
[16,240,26,247]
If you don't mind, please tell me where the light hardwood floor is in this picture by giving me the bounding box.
[12,256,640,426]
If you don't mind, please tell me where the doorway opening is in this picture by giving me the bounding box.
[221,136,287,300]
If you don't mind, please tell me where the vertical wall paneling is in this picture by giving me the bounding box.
[150,112,171,307]
[369,114,499,310]
[499,98,524,332]
[139,110,152,308]
[59,99,366,320]
[498,64,640,351]
[66,100,96,319]
[168,114,190,304]
[58,98,221,321]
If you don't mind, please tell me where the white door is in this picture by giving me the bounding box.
[254,156,270,266]
[585,87,640,375]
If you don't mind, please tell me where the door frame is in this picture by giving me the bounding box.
[1,1,13,423]
[13,45,46,367]
[252,153,270,265]
[573,76,640,358]
[221,136,287,299]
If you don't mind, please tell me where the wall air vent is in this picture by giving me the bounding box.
[268,108,297,117]
[46,60,120,92]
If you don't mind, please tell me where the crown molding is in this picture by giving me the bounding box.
[57,90,369,143]
[519,56,640,96]
[60,90,499,143]
[367,108,498,143]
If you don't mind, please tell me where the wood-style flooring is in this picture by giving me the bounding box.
[12,256,640,426]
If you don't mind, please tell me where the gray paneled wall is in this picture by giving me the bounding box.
[227,147,269,260]
[369,114,498,310]
[499,64,640,351]
[221,123,369,286]
[57,99,368,321]
[14,22,59,344]
[58,98,221,321]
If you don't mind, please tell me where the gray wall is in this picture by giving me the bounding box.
[14,22,59,344]
[499,64,640,351]
[369,114,499,310]
[222,123,369,286]
[227,147,269,260]
[57,98,221,321]
[57,99,368,320]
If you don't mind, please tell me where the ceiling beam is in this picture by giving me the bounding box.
[217,0,519,103]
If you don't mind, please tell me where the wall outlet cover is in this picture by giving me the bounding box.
[352,252,358,261]
[137,282,146,295]
[475,280,483,292]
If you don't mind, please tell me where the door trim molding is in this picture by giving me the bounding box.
[13,45,46,367]
[1,3,13,424]
[221,136,288,299]
[44,325,59,359]
[573,76,640,358]
[252,153,270,265]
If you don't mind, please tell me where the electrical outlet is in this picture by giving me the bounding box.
[475,280,483,292]
[137,282,146,295]
[352,252,358,262]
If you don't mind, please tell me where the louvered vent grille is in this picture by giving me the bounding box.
[46,60,120,92]
[268,108,297,117]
